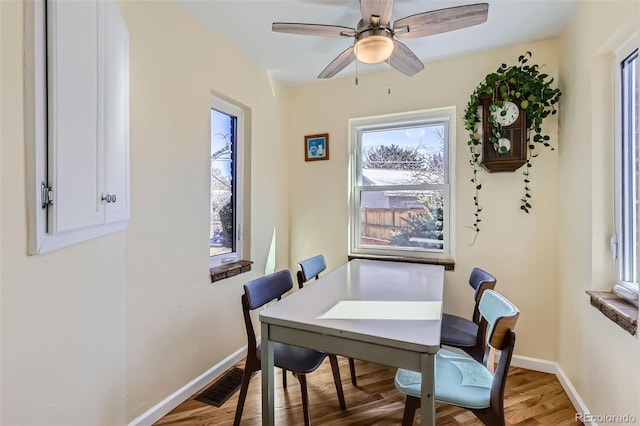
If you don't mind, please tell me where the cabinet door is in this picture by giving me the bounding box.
[47,0,104,233]
[103,0,130,223]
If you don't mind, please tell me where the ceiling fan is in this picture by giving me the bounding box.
[272,0,489,79]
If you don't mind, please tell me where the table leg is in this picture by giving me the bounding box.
[261,322,275,426]
[420,352,435,426]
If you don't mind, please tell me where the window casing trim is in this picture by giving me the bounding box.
[613,35,639,300]
[348,107,455,261]
[209,95,244,268]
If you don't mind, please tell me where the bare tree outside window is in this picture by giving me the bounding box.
[210,112,234,257]
[359,125,446,251]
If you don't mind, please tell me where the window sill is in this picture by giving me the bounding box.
[210,260,253,283]
[586,291,638,336]
[348,254,454,271]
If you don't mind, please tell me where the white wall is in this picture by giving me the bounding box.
[287,40,560,361]
[1,0,291,423]
[558,0,640,422]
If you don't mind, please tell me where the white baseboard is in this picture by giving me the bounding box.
[510,354,558,374]
[553,363,596,426]
[510,355,595,426]
[128,346,247,426]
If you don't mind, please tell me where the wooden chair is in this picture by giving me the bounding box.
[234,270,346,426]
[441,267,497,363]
[297,255,358,386]
[394,289,519,426]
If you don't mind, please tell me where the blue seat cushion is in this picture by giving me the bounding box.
[257,342,326,374]
[440,313,478,347]
[394,349,493,410]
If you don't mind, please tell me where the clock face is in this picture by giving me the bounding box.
[491,101,520,126]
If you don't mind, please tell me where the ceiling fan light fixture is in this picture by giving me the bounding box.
[355,33,394,64]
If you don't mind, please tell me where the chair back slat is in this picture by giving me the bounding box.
[469,267,497,301]
[469,268,497,324]
[478,289,519,350]
[244,270,293,310]
[299,255,326,283]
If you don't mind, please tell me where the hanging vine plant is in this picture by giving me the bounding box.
[464,51,562,240]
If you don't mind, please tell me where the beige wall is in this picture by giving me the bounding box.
[2,1,127,424]
[558,0,640,422]
[1,0,291,423]
[288,40,560,361]
[123,1,291,420]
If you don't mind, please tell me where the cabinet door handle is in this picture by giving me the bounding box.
[111,194,116,203]
[102,194,114,203]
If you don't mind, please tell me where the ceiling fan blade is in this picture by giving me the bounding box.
[272,22,356,37]
[394,3,489,39]
[360,0,394,25]
[389,40,424,76]
[318,46,356,79]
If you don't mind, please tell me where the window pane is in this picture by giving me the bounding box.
[210,108,235,257]
[359,189,444,251]
[361,125,445,186]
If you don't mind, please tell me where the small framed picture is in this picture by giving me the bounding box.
[304,133,329,162]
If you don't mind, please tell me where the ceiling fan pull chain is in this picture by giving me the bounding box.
[387,58,391,95]
[355,59,359,86]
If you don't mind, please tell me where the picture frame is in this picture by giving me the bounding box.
[304,133,329,162]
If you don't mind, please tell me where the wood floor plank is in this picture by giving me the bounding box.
[155,358,583,425]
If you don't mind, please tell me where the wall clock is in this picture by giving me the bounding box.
[480,94,527,172]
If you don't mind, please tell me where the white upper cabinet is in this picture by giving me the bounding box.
[103,0,131,224]
[47,0,129,234]
[25,0,130,254]
[47,0,103,232]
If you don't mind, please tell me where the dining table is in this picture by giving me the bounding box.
[259,258,445,425]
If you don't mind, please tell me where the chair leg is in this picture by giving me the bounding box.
[282,368,287,388]
[348,357,357,386]
[297,374,312,426]
[472,406,506,426]
[328,354,347,410]
[233,366,254,426]
[402,395,420,426]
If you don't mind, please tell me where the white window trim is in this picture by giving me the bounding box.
[209,95,244,268]
[348,107,456,261]
[613,35,639,302]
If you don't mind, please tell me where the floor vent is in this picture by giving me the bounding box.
[195,367,245,407]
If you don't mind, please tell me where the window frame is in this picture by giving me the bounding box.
[209,96,244,268]
[348,107,455,261]
[613,37,639,303]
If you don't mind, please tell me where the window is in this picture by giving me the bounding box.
[613,41,639,305]
[349,108,454,260]
[209,97,243,267]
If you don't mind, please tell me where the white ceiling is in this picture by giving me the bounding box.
[177,0,581,86]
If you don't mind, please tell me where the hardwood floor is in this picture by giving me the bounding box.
[155,357,583,425]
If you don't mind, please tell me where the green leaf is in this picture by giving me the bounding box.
[520,99,529,109]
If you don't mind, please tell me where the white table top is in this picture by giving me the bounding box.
[260,259,444,354]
